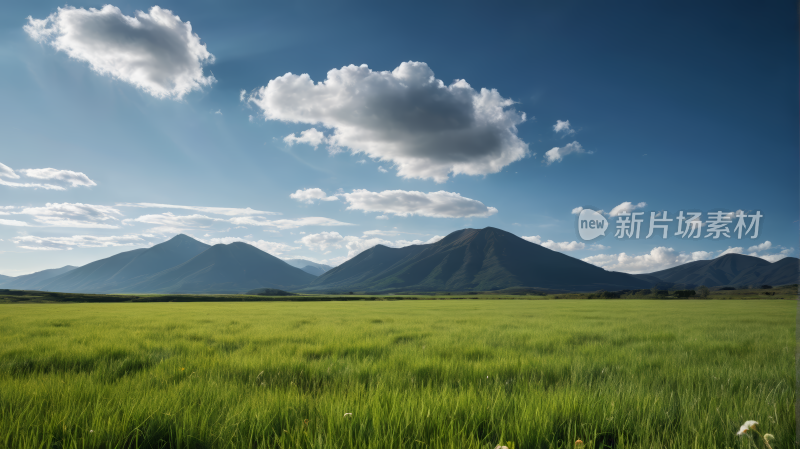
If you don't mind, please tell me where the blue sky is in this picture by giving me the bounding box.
[1,0,797,276]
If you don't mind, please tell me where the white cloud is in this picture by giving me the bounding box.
[15,203,122,228]
[0,163,20,179]
[544,141,590,165]
[426,235,444,244]
[240,90,247,101]
[116,202,278,216]
[521,235,585,251]
[378,166,388,173]
[290,188,339,204]
[553,120,575,134]
[0,219,31,227]
[215,109,222,115]
[0,163,96,190]
[198,236,298,256]
[718,246,743,256]
[25,5,215,99]
[17,168,96,187]
[609,201,647,217]
[246,61,529,183]
[376,214,388,220]
[747,241,772,253]
[296,231,344,251]
[589,243,609,250]
[248,115,254,122]
[284,128,326,148]
[14,234,150,250]
[229,216,354,230]
[356,159,367,164]
[571,206,583,214]
[582,246,716,274]
[130,212,223,229]
[341,189,497,218]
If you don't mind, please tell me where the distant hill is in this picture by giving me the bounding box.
[122,242,316,294]
[301,227,652,293]
[284,259,333,273]
[642,254,799,288]
[1,266,77,290]
[244,288,295,296]
[39,235,210,293]
[301,266,327,276]
[0,274,13,286]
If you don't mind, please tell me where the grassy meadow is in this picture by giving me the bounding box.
[0,300,795,448]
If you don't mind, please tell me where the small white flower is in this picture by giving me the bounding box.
[343,412,352,418]
[495,446,509,449]
[737,420,758,436]
[89,430,94,434]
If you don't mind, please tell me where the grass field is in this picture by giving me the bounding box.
[0,300,794,448]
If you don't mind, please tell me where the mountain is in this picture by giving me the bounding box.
[122,241,316,293]
[642,253,799,287]
[39,234,210,293]
[301,266,326,276]
[1,266,77,290]
[0,274,13,286]
[301,227,652,293]
[284,259,333,273]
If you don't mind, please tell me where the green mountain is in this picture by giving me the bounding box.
[122,241,316,293]
[39,234,210,293]
[301,227,652,293]
[0,266,77,290]
[641,253,799,287]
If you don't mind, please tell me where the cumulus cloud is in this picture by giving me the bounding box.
[246,61,529,182]
[544,141,590,165]
[521,235,585,251]
[296,231,344,251]
[229,216,354,230]
[284,128,326,148]
[571,206,583,214]
[25,5,215,99]
[582,247,715,274]
[14,233,150,250]
[0,162,96,190]
[747,241,772,253]
[376,214,388,220]
[609,201,647,217]
[198,236,298,256]
[290,188,339,204]
[718,246,743,256]
[553,120,575,134]
[116,202,278,216]
[340,189,497,218]
[378,166,388,173]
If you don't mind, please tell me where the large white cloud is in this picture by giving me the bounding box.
[0,162,96,190]
[246,61,529,182]
[341,189,497,218]
[230,216,354,230]
[581,246,714,274]
[553,120,575,134]
[544,141,590,165]
[290,188,339,204]
[296,231,345,251]
[25,5,215,99]
[116,202,278,216]
[14,234,151,250]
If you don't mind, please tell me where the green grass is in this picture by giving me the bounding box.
[0,300,794,448]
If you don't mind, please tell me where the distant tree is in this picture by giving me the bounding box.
[673,290,696,299]
[761,284,772,289]
[698,285,710,298]
[349,291,354,295]
[651,286,660,296]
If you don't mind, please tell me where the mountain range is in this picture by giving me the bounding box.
[1,227,796,294]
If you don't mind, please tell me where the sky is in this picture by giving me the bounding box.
[0,0,797,276]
